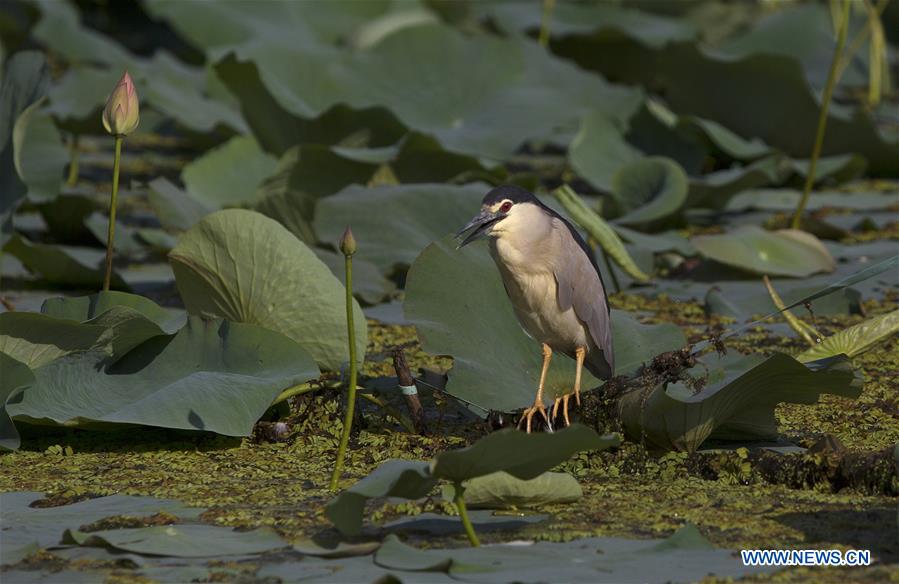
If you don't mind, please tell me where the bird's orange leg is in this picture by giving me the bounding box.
[573,346,585,406]
[519,343,552,433]
[553,347,585,428]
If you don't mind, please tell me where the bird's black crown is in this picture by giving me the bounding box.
[482,184,537,206]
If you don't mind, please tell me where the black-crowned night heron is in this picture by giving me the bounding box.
[456,185,614,432]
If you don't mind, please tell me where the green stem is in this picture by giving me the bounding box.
[790,0,851,230]
[66,134,80,187]
[329,253,357,490]
[538,0,556,48]
[453,482,480,546]
[271,380,340,406]
[103,136,123,291]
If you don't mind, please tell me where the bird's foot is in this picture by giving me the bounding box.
[551,394,572,428]
[517,400,550,433]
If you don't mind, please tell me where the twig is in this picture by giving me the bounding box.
[763,276,820,347]
[393,349,426,433]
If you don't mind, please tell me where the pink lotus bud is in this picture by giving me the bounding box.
[339,226,357,256]
[102,71,140,136]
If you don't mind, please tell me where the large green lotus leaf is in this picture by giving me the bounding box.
[138,51,247,134]
[39,291,184,358]
[404,236,685,413]
[431,425,619,484]
[217,23,640,160]
[326,459,436,536]
[373,524,772,582]
[44,66,118,132]
[0,50,50,247]
[12,100,66,204]
[456,471,582,509]
[692,226,835,278]
[552,33,899,176]
[483,1,697,48]
[0,312,106,368]
[181,135,277,209]
[0,491,204,558]
[63,525,287,558]
[715,3,867,90]
[727,188,899,213]
[4,234,128,289]
[569,109,789,213]
[0,352,34,450]
[797,309,899,363]
[215,53,407,156]
[147,177,214,232]
[253,144,377,244]
[36,192,97,243]
[326,425,618,535]
[256,138,496,245]
[6,316,319,436]
[41,291,183,333]
[145,0,392,52]
[30,0,133,67]
[315,184,485,274]
[675,115,772,161]
[169,209,366,371]
[617,353,861,453]
[704,283,863,321]
[33,1,244,134]
[612,156,688,226]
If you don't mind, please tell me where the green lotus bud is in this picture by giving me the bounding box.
[339,226,357,256]
[102,71,140,136]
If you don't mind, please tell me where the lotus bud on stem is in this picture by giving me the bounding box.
[101,71,139,291]
[330,227,359,490]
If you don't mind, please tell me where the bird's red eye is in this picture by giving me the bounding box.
[499,201,513,213]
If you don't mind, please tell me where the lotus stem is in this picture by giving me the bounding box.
[790,0,851,230]
[539,0,556,48]
[102,135,123,291]
[330,243,358,490]
[66,134,80,186]
[763,276,820,346]
[271,380,340,406]
[452,482,480,547]
[834,0,889,101]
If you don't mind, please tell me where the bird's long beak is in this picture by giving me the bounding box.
[456,209,502,248]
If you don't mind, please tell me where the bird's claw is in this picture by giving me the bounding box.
[518,401,549,433]
[551,394,572,428]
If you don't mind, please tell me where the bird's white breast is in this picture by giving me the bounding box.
[489,221,588,353]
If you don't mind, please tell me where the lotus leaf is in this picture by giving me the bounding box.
[616,353,861,452]
[169,209,366,371]
[6,317,319,437]
[692,226,835,277]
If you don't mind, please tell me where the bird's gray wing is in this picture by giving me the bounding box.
[552,222,614,377]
